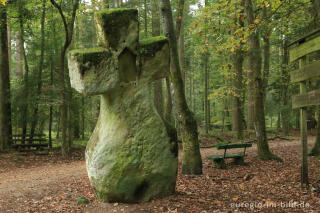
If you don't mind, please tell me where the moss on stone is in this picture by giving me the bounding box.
[95,9,138,49]
[140,36,167,46]
[95,8,137,16]
[140,36,168,58]
[69,47,111,75]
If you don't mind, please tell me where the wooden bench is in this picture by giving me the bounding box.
[12,134,49,151]
[207,143,252,169]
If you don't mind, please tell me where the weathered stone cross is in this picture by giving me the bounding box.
[68,9,178,203]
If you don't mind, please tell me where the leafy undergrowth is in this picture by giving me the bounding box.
[1,140,320,212]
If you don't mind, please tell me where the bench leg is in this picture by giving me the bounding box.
[233,157,244,165]
[212,159,226,169]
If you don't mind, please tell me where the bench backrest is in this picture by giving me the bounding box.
[216,143,252,150]
[12,134,47,144]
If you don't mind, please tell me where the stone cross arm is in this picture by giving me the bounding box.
[68,8,170,96]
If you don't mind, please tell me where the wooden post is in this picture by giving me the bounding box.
[299,56,309,188]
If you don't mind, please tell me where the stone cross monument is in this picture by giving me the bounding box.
[68,8,178,203]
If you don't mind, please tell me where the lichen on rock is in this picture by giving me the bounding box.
[68,8,177,203]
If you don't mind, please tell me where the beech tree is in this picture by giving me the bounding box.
[245,0,281,161]
[0,2,12,151]
[160,0,203,175]
[50,0,79,156]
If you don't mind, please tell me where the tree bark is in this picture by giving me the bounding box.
[232,51,244,139]
[0,4,12,151]
[232,1,245,139]
[160,0,202,174]
[245,0,281,161]
[50,0,79,157]
[7,19,11,73]
[18,0,30,144]
[281,39,289,136]
[29,0,46,142]
[144,0,148,37]
[262,7,270,104]
[203,0,209,134]
[81,96,85,140]
[15,31,23,79]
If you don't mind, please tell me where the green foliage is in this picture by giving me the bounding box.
[76,196,89,205]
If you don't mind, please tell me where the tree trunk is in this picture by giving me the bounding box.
[245,0,281,161]
[56,109,60,139]
[160,0,202,174]
[0,4,12,151]
[73,98,80,139]
[247,62,254,129]
[203,0,209,134]
[262,7,270,103]
[29,0,46,142]
[144,0,148,38]
[7,19,10,72]
[232,51,244,139]
[81,96,85,140]
[281,39,289,136]
[50,0,79,157]
[231,1,245,139]
[152,0,164,118]
[18,0,30,144]
[15,31,23,79]
[60,49,69,156]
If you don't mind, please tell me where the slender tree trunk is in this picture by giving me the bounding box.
[231,1,245,139]
[203,0,209,134]
[73,98,80,139]
[50,0,79,157]
[56,109,60,139]
[60,49,69,155]
[247,63,254,129]
[81,96,85,140]
[0,4,12,151]
[15,31,23,79]
[245,0,281,161]
[160,0,202,174]
[29,0,46,142]
[281,39,289,136]
[18,0,30,144]
[262,7,270,104]
[144,0,148,37]
[7,19,10,72]
[232,51,244,139]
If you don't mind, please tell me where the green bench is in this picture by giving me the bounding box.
[12,134,48,152]
[207,143,252,169]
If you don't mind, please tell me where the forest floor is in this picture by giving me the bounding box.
[1,136,320,212]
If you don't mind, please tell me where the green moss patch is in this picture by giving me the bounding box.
[95,9,138,49]
[140,36,168,57]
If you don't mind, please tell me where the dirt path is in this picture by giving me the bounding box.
[0,137,317,212]
[0,161,86,197]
